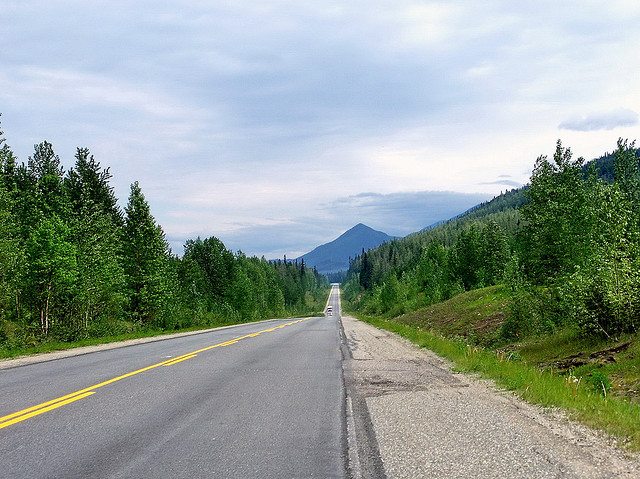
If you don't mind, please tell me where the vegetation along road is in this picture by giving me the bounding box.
[2,285,639,478]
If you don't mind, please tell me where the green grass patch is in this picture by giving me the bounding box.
[394,285,509,346]
[354,313,640,451]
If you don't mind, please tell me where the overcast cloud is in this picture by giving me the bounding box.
[559,108,639,131]
[2,1,639,256]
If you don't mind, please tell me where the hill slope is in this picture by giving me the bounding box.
[298,223,395,274]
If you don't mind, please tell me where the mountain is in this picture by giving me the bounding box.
[297,223,395,274]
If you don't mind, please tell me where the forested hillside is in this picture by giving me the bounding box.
[0,122,327,354]
[344,139,640,340]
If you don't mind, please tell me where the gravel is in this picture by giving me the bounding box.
[341,315,640,479]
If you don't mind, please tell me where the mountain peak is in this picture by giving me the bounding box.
[297,223,395,274]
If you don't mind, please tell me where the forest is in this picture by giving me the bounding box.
[0,121,327,353]
[344,139,640,340]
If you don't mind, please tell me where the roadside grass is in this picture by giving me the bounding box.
[518,329,640,405]
[0,321,244,360]
[386,285,640,405]
[0,310,325,361]
[0,327,182,359]
[355,314,640,450]
[395,285,509,346]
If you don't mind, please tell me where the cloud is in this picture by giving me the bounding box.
[559,109,639,131]
[479,179,523,188]
[2,2,640,259]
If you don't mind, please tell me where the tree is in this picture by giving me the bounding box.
[122,182,169,324]
[359,251,373,289]
[182,236,235,302]
[65,148,123,227]
[24,216,77,335]
[0,122,23,322]
[521,141,590,283]
[613,138,640,212]
[63,148,127,331]
[71,207,125,331]
[0,169,23,322]
[483,220,509,285]
[28,141,67,219]
[379,274,401,313]
[452,223,485,290]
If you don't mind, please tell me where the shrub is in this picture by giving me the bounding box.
[585,370,612,397]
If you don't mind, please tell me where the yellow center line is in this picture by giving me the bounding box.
[0,392,96,430]
[163,354,198,366]
[0,318,310,430]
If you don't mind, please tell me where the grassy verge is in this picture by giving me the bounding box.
[0,310,324,361]
[0,322,251,360]
[349,301,640,451]
[395,285,509,346]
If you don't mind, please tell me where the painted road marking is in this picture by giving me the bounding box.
[0,392,95,430]
[163,354,198,366]
[0,318,311,430]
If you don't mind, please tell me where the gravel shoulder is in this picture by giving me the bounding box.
[341,315,640,479]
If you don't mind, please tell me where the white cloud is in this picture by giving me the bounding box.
[2,1,640,257]
[559,109,639,131]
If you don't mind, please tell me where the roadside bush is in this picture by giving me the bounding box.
[585,370,612,397]
[561,262,640,338]
[502,286,562,340]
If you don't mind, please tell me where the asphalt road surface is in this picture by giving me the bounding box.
[4,285,640,479]
[0,286,346,479]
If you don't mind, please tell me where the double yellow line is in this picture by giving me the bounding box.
[0,318,308,430]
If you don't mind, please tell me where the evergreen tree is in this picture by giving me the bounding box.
[0,141,23,322]
[483,220,509,285]
[122,182,169,324]
[65,147,126,330]
[359,251,373,289]
[65,148,123,226]
[182,236,235,302]
[28,141,67,219]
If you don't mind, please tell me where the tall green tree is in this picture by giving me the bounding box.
[0,136,23,322]
[483,220,509,285]
[182,236,235,303]
[65,148,123,226]
[359,251,373,289]
[71,207,125,331]
[28,141,68,219]
[64,148,127,331]
[521,141,590,283]
[122,182,169,324]
[24,216,77,335]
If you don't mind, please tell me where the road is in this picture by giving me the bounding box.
[3,285,640,479]
[0,285,346,479]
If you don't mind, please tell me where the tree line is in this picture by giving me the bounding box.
[344,139,640,339]
[0,122,327,351]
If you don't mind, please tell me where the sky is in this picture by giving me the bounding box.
[2,1,639,257]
